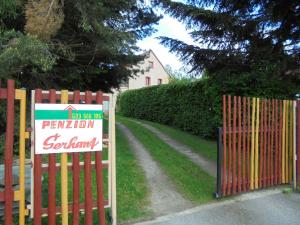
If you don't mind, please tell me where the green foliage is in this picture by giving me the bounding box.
[0,0,24,20]
[119,72,298,138]
[157,0,300,92]
[119,80,217,138]
[0,30,57,77]
[0,1,161,91]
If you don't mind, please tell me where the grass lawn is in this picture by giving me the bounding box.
[141,119,217,162]
[118,116,215,204]
[115,125,151,222]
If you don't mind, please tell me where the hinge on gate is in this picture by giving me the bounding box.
[14,190,20,201]
[25,127,32,139]
[25,132,30,139]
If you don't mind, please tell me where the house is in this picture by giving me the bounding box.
[120,49,170,92]
[108,49,170,110]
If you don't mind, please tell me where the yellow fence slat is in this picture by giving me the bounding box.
[15,89,26,225]
[289,101,293,182]
[285,100,289,182]
[61,90,69,225]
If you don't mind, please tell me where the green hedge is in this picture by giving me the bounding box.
[118,73,299,139]
[119,80,220,138]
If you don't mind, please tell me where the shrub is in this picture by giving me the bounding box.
[119,80,219,138]
[119,71,299,139]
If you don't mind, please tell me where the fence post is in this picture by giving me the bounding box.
[215,127,223,198]
[4,79,15,225]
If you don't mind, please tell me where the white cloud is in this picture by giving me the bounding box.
[137,14,194,70]
[138,37,182,70]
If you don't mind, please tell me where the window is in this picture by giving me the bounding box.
[158,79,162,85]
[149,61,154,69]
[146,76,151,86]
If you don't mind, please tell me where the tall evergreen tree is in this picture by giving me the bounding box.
[157,0,300,97]
[0,0,160,91]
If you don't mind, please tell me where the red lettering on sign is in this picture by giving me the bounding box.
[41,120,96,129]
[42,121,50,129]
[66,120,72,128]
[42,133,99,151]
[58,121,64,129]
[50,121,57,129]
[88,121,94,128]
[43,133,60,149]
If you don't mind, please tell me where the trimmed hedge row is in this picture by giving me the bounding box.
[118,80,220,138]
[118,69,299,139]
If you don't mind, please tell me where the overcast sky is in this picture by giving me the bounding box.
[137,13,194,70]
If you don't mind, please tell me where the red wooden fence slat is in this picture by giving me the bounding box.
[73,90,81,225]
[267,100,272,186]
[4,80,15,225]
[278,100,283,184]
[261,99,268,187]
[84,91,93,225]
[270,100,275,186]
[242,97,246,192]
[259,99,264,188]
[247,97,251,191]
[96,91,106,225]
[237,96,242,192]
[274,100,279,185]
[222,95,227,195]
[264,99,268,186]
[34,89,43,225]
[233,96,237,194]
[227,96,232,195]
[48,89,57,225]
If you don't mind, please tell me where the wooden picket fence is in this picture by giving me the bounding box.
[0,80,116,225]
[216,95,300,197]
[0,80,28,225]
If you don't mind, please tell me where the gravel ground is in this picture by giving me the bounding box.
[118,123,193,217]
[134,121,217,177]
[134,189,300,225]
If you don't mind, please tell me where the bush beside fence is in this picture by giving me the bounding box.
[118,73,298,139]
[119,80,220,138]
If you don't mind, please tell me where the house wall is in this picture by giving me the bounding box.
[128,50,169,90]
[111,50,170,109]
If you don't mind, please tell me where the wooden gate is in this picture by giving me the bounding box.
[0,79,116,225]
[216,95,299,197]
[29,89,116,225]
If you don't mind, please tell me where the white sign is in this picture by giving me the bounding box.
[34,104,103,154]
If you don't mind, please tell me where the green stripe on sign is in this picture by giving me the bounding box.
[35,110,103,120]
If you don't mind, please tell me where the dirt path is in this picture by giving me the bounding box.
[134,121,217,178]
[117,123,193,217]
